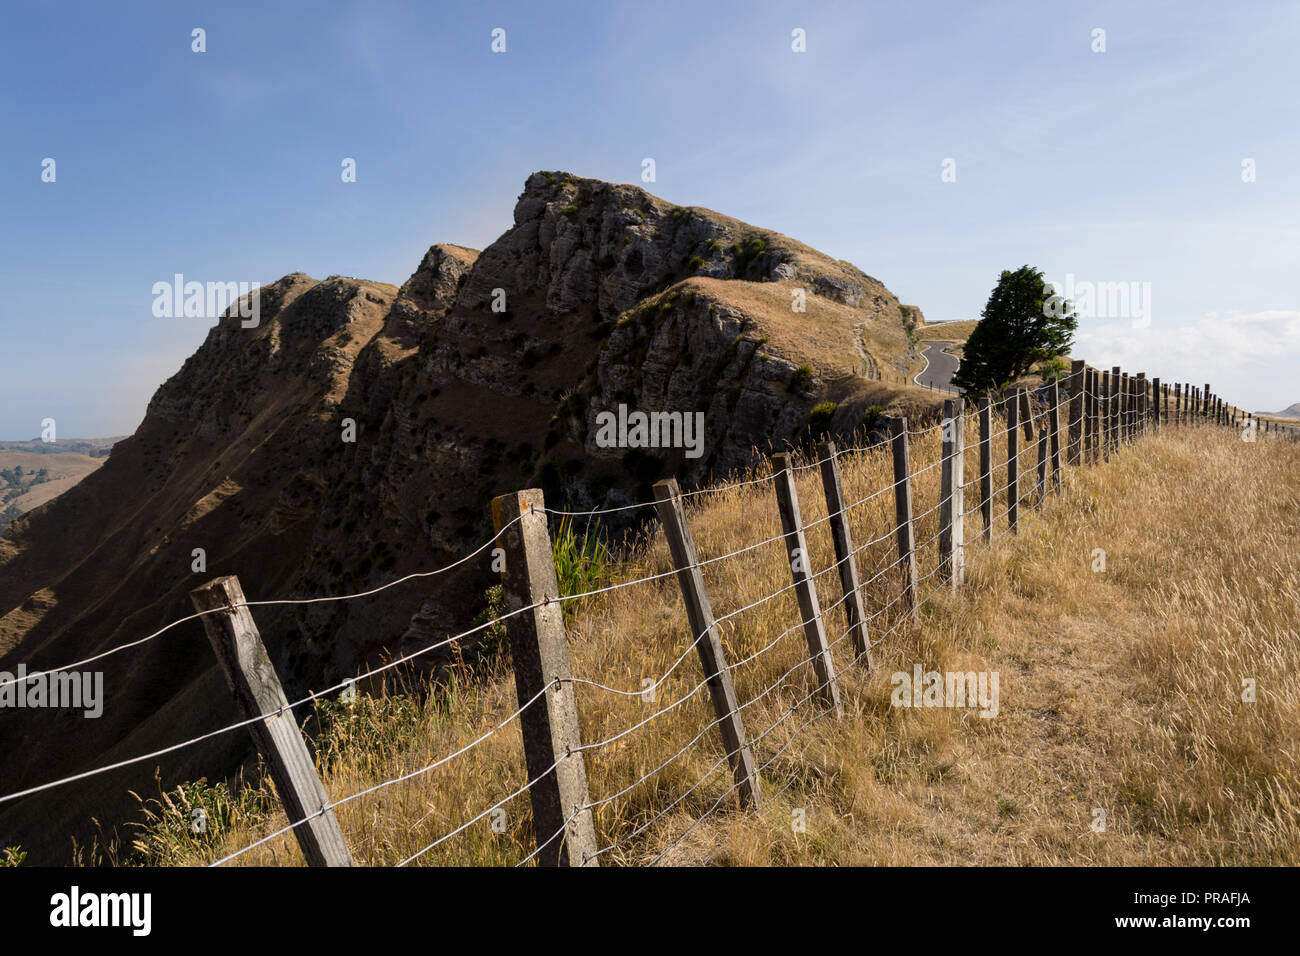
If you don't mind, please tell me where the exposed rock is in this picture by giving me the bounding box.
[0,170,943,861]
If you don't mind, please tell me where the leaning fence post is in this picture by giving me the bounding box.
[938,398,965,587]
[772,453,843,716]
[978,396,993,542]
[190,575,355,867]
[1067,360,1084,465]
[817,443,872,667]
[652,479,762,809]
[491,489,599,866]
[883,416,920,622]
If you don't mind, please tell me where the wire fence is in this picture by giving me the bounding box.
[0,364,1290,867]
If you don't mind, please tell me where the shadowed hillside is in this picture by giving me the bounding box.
[0,172,943,862]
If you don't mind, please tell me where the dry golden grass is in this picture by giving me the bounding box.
[915,319,978,344]
[163,416,1300,866]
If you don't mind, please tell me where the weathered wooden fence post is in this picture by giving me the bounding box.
[1097,368,1107,458]
[1006,392,1021,531]
[1174,383,1181,426]
[938,398,965,587]
[1118,373,1127,440]
[1106,367,1118,455]
[1152,377,1161,433]
[772,454,843,717]
[1087,367,1099,463]
[1081,368,1092,463]
[1093,367,1104,462]
[190,576,355,867]
[817,443,872,666]
[1120,372,1131,442]
[1048,379,1062,490]
[1129,370,1138,440]
[1035,399,1049,507]
[653,479,762,809]
[1067,360,1085,465]
[883,416,920,622]
[491,489,599,866]
[1135,373,1147,436]
[978,395,993,541]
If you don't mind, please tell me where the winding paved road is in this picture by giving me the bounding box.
[914,342,961,394]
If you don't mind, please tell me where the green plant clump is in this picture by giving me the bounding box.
[551,517,612,619]
[789,364,815,393]
[808,402,838,435]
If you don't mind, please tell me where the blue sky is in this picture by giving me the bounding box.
[2,0,1297,439]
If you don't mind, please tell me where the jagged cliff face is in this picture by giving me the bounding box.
[0,171,939,860]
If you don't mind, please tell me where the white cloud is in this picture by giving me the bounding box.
[1075,309,1300,412]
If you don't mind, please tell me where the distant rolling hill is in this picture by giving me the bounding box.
[1267,402,1300,419]
[0,439,122,532]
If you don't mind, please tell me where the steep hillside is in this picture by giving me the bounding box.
[0,171,940,861]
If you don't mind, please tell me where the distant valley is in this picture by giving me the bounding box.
[0,438,121,533]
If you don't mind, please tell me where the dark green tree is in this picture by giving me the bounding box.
[952,265,1077,393]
